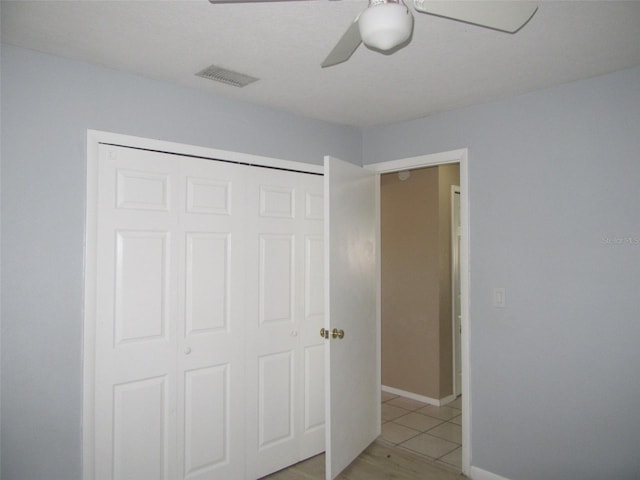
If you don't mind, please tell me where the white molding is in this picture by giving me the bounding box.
[82,130,100,480]
[451,185,461,398]
[365,148,466,173]
[368,148,471,476]
[382,386,456,407]
[438,393,457,406]
[374,174,382,437]
[470,466,512,480]
[459,149,471,476]
[85,129,324,175]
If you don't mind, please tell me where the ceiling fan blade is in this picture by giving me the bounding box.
[209,0,311,3]
[413,1,538,33]
[321,16,362,68]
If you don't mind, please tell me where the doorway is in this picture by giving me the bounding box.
[366,149,470,476]
[379,164,459,404]
[377,164,461,469]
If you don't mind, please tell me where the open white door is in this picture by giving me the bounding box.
[324,156,380,479]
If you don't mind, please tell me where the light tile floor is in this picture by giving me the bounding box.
[262,393,463,479]
[261,440,462,480]
[380,391,463,472]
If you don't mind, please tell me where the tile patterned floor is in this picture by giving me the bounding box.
[262,392,464,479]
[261,440,463,480]
[380,391,462,471]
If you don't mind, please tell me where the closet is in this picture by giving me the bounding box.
[90,144,325,479]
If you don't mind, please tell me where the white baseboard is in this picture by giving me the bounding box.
[381,385,457,407]
[469,466,512,480]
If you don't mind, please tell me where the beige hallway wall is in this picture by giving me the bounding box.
[381,164,459,400]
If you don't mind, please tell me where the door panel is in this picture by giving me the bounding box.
[115,230,169,343]
[245,168,325,478]
[96,146,246,480]
[259,234,295,324]
[245,168,299,477]
[303,234,326,444]
[93,144,324,480]
[298,178,326,461]
[258,351,295,447]
[113,376,169,479]
[177,156,246,480]
[304,345,326,431]
[185,177,231,215]
[183,365,229,475]
[185,232,230,334]
[116,168,169,211]
[95,146,179,480]
[324,156,379,479]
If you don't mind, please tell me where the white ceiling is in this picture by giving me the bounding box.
[2,0,640,127]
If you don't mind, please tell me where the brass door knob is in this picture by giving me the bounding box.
[332,328,345,340]
[320,328,345,339]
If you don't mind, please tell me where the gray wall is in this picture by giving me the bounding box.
[365,66,640,479]
[3,41,640,480]
[0,44,361,480]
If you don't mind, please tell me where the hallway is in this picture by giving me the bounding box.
[380,392,462,470]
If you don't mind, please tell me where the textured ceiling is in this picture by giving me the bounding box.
[2,0,640,127]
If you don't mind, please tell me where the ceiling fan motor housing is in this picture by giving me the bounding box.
[359,1,414,51]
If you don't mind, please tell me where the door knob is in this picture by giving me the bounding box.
[331,328,345,340]
[320,328,345,339]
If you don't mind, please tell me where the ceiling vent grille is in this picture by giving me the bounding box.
[196,64,259,88]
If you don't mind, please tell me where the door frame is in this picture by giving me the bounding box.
[82,130,323,479]
[451,185,461,398]
[365,148,471,476]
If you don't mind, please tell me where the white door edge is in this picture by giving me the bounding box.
[365,148,471,476]
[83,129,323,480]
[451,185,462,398]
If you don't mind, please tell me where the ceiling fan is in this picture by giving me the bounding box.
[209,0,538,68]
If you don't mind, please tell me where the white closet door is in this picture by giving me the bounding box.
[94,146,245,480]
[92,143,323,480]
[176,156,246,480]
[95,145,180,480]
[297,173,326,461]
[244,168,325,479]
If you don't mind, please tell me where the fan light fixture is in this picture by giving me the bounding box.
[208,0,540,69]
[358,0,413,51]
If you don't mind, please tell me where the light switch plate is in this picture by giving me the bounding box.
[493,288,506,308]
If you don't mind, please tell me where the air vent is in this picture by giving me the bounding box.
[195,64,259,88]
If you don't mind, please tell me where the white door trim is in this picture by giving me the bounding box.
[451,185,462,398]
[365,148,471,476]
[83,129,323,479]
[381,385,455,407]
